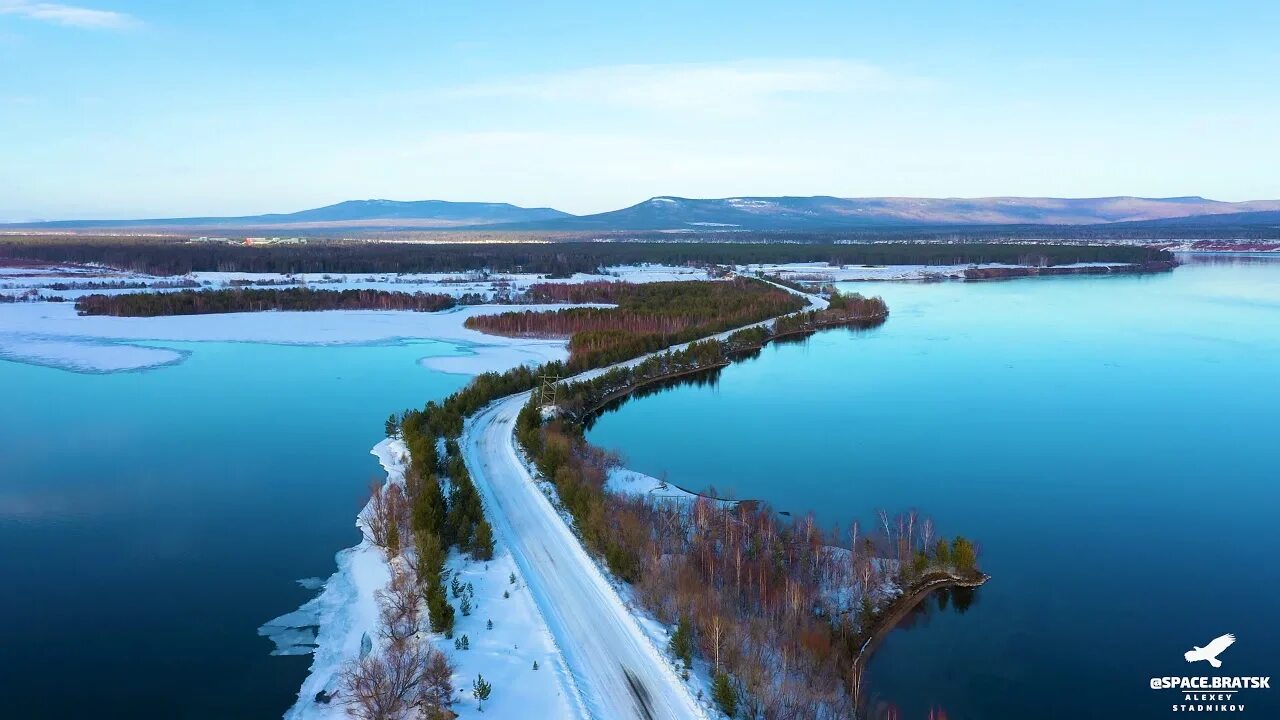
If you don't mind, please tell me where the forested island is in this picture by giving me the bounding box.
[74,287,467,316]
[963,258,1179,279]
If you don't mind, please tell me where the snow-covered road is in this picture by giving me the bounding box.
[463,391,705,720]
[456,280,828,720]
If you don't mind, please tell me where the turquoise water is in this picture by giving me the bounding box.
[0,340,466,718]
[588,255,1280,719]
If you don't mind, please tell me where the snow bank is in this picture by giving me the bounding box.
[606,467,735,507]
[270,438,579,720]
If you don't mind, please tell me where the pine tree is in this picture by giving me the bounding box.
[412,475,447,540]
[712,671,738,718]
[426,584,454,635]
[486,619,493,630]
[953,535,977,573]
[935,538,951,567]
[473,518,495,560]
[668,616,694,669]
[860,595,875,630]
[416,532,446,585]
[473,673,492,711]
[912,549,928,576]
[386,516,400,556]
[384,413,398,437]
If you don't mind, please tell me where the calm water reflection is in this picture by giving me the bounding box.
[589,255,1280,719]
[0,340,465,718]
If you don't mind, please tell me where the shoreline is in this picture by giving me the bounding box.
[267,438,582,719]
[850,571,991,708]
[576,311,888,424]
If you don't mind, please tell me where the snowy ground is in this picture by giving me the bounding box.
[464,394,708,720]
[0,302,575,374]
[740,260,1130,282]
[263,439,581,720]
[0,262,713,374]
[0,263,712,301]
[605,467,738,510]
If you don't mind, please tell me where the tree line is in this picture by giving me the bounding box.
[74,287,467,316]
[1,238,1174,277]
[465,279,807,370]
[774,291,889,337]
[347,407,500,717]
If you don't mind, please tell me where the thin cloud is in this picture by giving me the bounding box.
[452,59,921,113]
[0,1,137,29]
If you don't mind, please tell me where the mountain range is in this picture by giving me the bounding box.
[6,196,1279,233]
[8,200,571,231]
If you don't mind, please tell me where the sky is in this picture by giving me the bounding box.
[2,1,1278,220]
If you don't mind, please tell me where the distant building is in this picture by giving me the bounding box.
[242,236,306,246]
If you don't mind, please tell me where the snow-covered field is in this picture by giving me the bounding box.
[0,264,712,301]
[0,263,712,374]
[265,439,581,720]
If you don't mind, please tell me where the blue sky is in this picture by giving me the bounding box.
[2,1,1278,219]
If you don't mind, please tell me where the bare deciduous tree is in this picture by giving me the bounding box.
[377,568,421,651]
[366,481,408,554]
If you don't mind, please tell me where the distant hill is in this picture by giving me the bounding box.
[493,195,1280,231]
[1103,209,1280,228]
[7,199,573,231]
[7,195,1280,234]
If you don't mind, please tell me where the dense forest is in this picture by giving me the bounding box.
[962,258,1178,279]
[74,287,465,316]
[0,237,1173,276]
[773,291,890,338]
[465,279,807,369]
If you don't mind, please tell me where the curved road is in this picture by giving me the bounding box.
[464,392,705,720]
[459,280,824,720]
